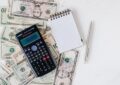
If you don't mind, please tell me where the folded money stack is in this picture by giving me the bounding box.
[0,0,81,85]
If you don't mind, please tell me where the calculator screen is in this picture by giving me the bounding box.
[20,32,40,46]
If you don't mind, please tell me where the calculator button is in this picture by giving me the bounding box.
[44,69,47,71]
[28,48,31,51]
[46,56,49,59]
[24,49,27,52]
[30,51,32,54]
[39,41,42,44]
[41,45,44,48]
[37,51,39,53]
[36,43,40,46]
[43,57,46,61]
[31,45,37,51]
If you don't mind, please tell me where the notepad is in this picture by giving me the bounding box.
[48,9,83,53]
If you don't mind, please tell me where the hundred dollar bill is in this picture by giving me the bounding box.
[11,0,57,19]
[54,50,79,85]
[1,8,44,25]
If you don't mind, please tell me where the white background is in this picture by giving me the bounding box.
[1,0,120,85]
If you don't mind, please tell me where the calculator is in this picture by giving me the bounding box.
[16,25,56,77]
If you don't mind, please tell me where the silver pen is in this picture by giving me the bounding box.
[85,21,93,63]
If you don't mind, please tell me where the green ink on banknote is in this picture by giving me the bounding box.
[64,58,70,63]
[10,48,15,53]
[20,6,26,12]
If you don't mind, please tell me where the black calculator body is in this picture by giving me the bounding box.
[16,25,56,77]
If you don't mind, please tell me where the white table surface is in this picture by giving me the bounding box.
[1,0,120,85]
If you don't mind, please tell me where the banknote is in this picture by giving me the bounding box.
[0,76,10,85]
[0,63,12,78]
[11,0,57,19]
[54,50,79,85]
[12,60,35,81]
[0,66,11,85]
[1,40,20,59]
[42,29,59,60]
[1,44,35,85]
[29,70,56,85]
[3,59,35,85]
[11,50,25,64]
[1,25,29,44]
[8,0,55,16]
[0,8,44,25]
[5,71,35,85]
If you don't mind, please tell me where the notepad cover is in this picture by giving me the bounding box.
[48,9,83,53]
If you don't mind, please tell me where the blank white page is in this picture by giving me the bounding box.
[48,10,83,53]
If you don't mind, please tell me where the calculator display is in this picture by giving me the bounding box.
[20,32,40,46]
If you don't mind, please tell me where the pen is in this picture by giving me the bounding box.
[85,21,93,63]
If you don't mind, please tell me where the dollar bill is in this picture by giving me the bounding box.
[42,29,59,60]
[29,70,56,85]
[5,71,34,85]
[1,40,20,59]
[12,60,35,81]
[0,64,11,85]
[0,59,15,79]
[1,42,35,85]
[6,73,21,85]
[54,50,79,85]
[1,8,44,25]
[11,0,57,19]
[0,64,12,78]
[0,76,9,85]
[1,25,29,44]
[11,50,25,64]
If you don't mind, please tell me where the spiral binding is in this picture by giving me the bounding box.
[50,9,71,20]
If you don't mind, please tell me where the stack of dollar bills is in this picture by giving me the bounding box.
[0,0,82,85]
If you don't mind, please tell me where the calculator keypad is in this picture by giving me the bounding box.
[24,41,56,76]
